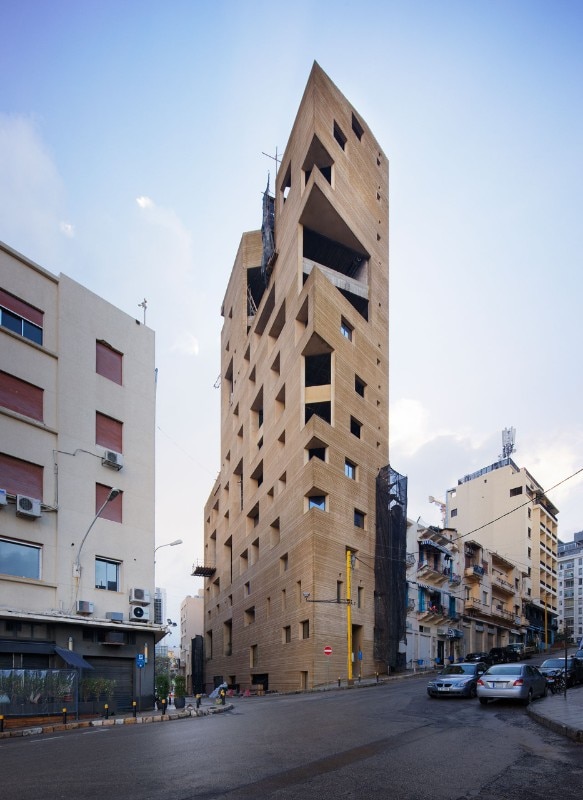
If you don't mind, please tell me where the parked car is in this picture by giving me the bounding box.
[427,662,488,699]
[477,663,547,705]
[539,656,583,688]
[489,647,509,664]
[575,650,583,661]
[465,652,492,665]
[504,644,525,661]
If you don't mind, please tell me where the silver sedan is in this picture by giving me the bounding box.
[427,662,488,698]
[477,663,548,705]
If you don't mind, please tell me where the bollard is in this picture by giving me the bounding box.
[376,672,379,683]
[161,699,167,715]
[104,703,109,720]
[196,694,201,709]
[358,673,361,684]
[132,700,137,718]
[62,707,67,725]
[338,676,341,687]
[0,715,4,732]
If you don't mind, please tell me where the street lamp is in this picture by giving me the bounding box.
[73,488,120,578]
[155,539,183,554]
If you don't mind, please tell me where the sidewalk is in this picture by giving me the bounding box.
[526,686,583,743]
[0,695,232,739]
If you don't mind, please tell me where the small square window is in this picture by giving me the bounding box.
[308,495,326,511]
[301,619,310,639]
[283,625,291,644]
[340,319,353,341]
[333,122,347,150]
[355,376,365,397]
[350,417,362,438]
[95,558,120,591]
[345,460,356,480]
[354,509,365,529]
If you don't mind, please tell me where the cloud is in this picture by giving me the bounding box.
[0,113,67,262]
[170,331,200,356]
[136,195,153,209]
[59,221,75,238]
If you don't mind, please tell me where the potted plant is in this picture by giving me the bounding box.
[155,673,170,710]
[173,675,186,709]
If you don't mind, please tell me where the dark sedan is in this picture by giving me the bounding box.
[465,652,492,665]
[539,656,583,687]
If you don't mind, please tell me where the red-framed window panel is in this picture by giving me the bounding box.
[0,289,44,327]
[0,371,44,422]
[96,341,123,385]
[96,483,123,523]
[0,453,43,499]
[96,412,123,453]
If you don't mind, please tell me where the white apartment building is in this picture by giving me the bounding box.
[180,591,204,694]
[0,241,163,711]
[445,457,559,651]
[558,531,583,644]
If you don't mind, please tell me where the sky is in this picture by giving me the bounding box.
[1,0,582,644]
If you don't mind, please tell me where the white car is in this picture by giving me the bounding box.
[477,663,547,705]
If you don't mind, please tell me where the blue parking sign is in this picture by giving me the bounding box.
[136,654,145,668]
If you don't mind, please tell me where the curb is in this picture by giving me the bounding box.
[526,704,583,743]
[0,703,233,740]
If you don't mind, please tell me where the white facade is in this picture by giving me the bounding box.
[558,531,583,643]
[0,241,162,708]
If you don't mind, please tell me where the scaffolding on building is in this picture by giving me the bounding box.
[375,465,408,671]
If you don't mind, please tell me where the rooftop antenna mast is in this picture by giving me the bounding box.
[500,427,516,460]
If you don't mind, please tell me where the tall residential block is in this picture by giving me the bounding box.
[0,241,163,710]
[445,457,559,650]
[200,63,389,692]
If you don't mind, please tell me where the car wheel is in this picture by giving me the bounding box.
[479,698,488,705]
[522,689,533,706]
[469,685,477,699]
[542,684,548,698]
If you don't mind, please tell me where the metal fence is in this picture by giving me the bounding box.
[0,669,78,717]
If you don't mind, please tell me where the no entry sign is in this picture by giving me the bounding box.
[324,646,333,656]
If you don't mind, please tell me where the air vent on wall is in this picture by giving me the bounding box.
[129,587,151,605]
[16,495,42,518]
[102,450,124,471]
[129,605,150,621]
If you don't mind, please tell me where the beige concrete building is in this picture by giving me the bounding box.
[0,241,163,710]
[179,591,204,693]
[445,458,559,650]
[200,63,389,692]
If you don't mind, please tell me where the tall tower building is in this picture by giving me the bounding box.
[445,457,559,650]
[200,63,389,692]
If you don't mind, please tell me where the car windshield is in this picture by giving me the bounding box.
[541,659,569,669]
[486,665,522,675]
[441,665,474,675]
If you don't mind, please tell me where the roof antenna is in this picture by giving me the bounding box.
[500,427,516,460]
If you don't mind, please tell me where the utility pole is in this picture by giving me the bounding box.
[347,549,353,683]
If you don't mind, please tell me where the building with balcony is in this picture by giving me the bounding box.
[557,531,583,644]
[0,240,163,712]
[199,63,389,692]
[404,521,463,667]
[445,457,559,651]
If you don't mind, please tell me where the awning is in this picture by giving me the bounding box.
[419,539,451,556]
[54,646,94,670]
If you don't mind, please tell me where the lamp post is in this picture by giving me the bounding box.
[154,539,183,561]
[73,488,120,578]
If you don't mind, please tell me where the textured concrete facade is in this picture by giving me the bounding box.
[202,64,389,692]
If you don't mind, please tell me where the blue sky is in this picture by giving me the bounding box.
[2,1,582,639]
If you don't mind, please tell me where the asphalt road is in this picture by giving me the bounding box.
[2,674,582,800]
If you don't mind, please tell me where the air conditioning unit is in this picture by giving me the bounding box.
[16,495,42,518]
[102,450,124,471]
[0,489,6,507]
[76,600,94,615]
[105,611,124,622]
[129,605,150,621]
[129,587,151,605]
